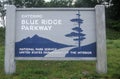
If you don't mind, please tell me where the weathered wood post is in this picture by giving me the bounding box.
[4,5,16,74]
[95,5,107,73]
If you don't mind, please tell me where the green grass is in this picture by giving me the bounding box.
[106,28,120,40]
[0,40,120,79]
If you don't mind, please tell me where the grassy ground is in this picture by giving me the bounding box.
[0,40,120,79]
[106,28,120,39]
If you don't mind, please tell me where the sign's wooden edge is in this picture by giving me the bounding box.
[15,57,97,61]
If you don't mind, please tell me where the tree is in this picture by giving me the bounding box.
[45,0,73,7]
[65,11,86,48]
[0,0,8,27]
[107,0,120,20]
[74,0,98,7]
[9,0,45,8]
[105,0,120,31]
[8,0,74,8]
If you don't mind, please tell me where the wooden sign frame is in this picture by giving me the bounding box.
[4,5,107,74]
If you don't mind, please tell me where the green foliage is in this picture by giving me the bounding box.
[107,40,120,49]
[11,0,74,8]
[107,19,120,31]
[106,28,120,40]
[12,0,45,8]
[8,0,99,8]
[43,0,73,7]
[0,27,5,46]
[106,0,120,20]
[107,40,120,79]
[74,0,98,7]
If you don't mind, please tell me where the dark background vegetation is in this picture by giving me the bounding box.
[0,0,120,79]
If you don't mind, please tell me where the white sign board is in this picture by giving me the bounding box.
[15,8,96,59]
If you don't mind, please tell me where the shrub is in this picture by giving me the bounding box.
[106,19,120,31]
[0,27,5,46]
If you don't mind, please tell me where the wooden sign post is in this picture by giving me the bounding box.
[4,5,107,74]
[95,5,107,73]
